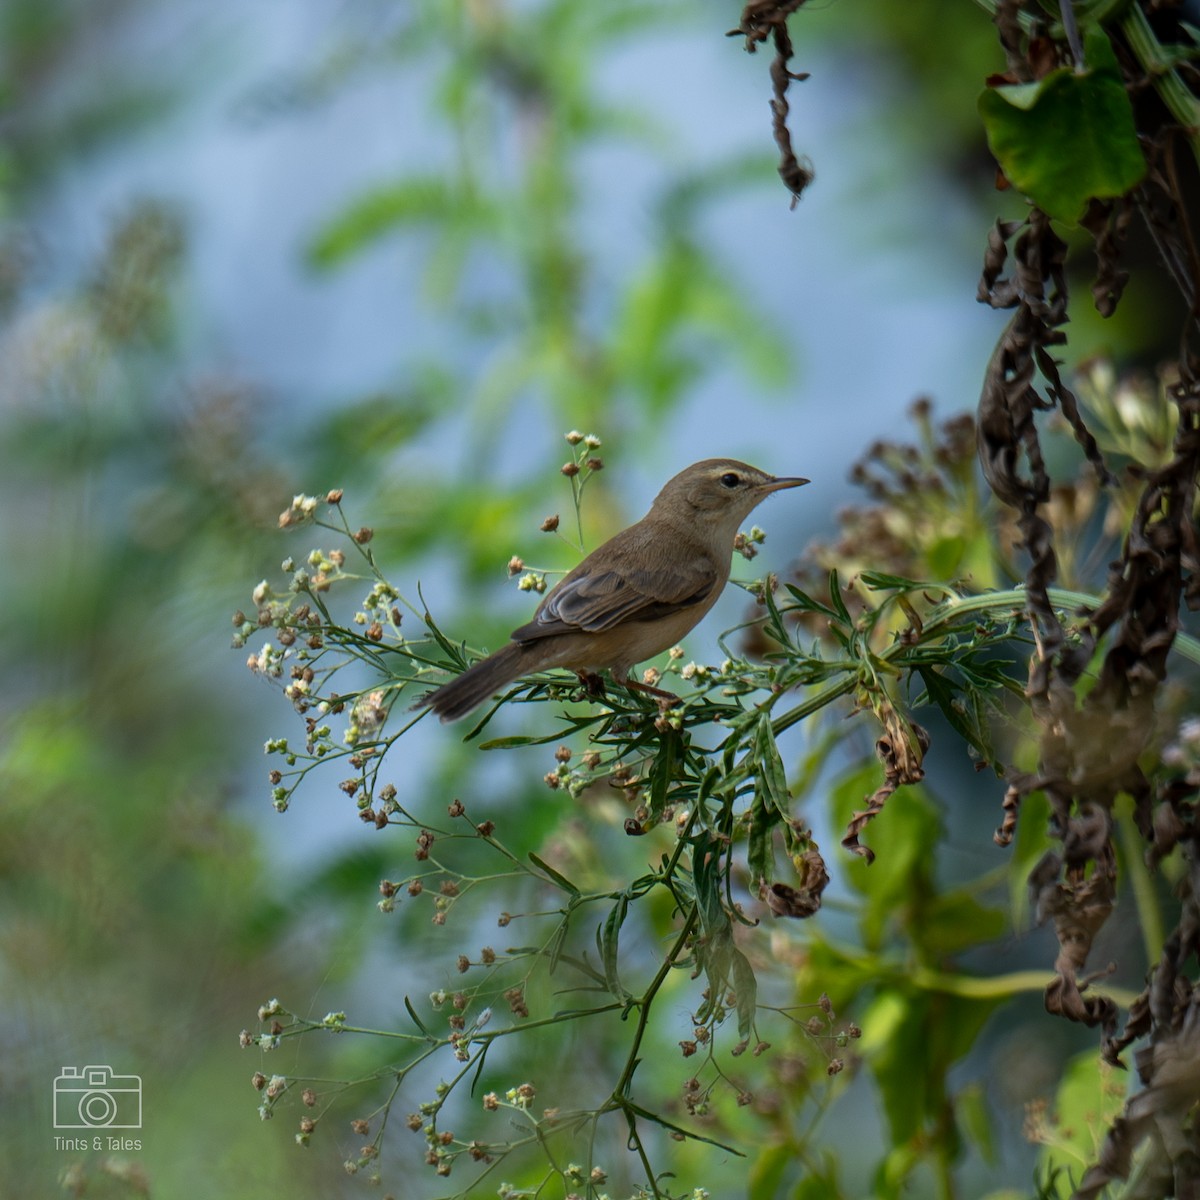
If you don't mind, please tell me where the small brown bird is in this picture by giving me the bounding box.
[419,458,809,721]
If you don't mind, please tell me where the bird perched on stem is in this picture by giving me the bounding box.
[418,458,809,722]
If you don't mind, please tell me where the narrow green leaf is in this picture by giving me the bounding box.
[760,576,792,648]
[622,1099,745,1154]
[783,583,840,620]
[730,947,758,1040]
[545,920,567,975]
[858,570,924,592]
[691,832,734,1003]
[599,895,630,1002]
[914,663,995,765]
[421,607,469,666]
[404,996,432,1037]
[528,852,580,896]
[477,729,549,748]
[478,733,558,750]
[754,713,791,817]
[827,568,854,629]
[647,729,679,820]
[747,783,775,886]
[307,177,494,268]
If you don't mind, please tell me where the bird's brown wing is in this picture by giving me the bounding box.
[511,556,719,643]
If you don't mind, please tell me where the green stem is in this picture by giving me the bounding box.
[772,583,1200,738]
[907,964,1140,1004]
[1115,800,1165,967]
[1120,2,1200,167]
[608,901,700,1103]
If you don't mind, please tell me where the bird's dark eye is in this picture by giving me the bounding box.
[720,472,740,489]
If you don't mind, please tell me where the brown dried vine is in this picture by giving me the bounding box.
[840,704,930,865]
[728,0,813,206]
[762,845,829,919]
[977,4,1200,1195]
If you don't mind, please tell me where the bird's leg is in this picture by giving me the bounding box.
[573,670,608,699]
[621,675,682,707]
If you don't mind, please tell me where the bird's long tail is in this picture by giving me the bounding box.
[418,641,530,723]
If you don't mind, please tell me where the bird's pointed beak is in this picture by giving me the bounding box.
[761,475,810,493]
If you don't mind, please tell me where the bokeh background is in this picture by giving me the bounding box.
[0,1,1178,1196]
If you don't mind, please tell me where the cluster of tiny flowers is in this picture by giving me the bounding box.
[733,525,766,561]
[361,579,400,615]
[240,1029,280,1050]
[232,578,292,648]
[239,997,286,1047]
[247,642,285,678]
[346,690,388,747]
[565,431,602,449]
[253,1071,289,1120]
[283,665,314,706]
[545,748,610,799]
[543,762,570,791]
[561,430,604,478]
[278,494,321,529]
[681,1077,710,1117]
[563,1164,608,1187]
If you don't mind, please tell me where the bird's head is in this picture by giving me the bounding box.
[651,458,809,540]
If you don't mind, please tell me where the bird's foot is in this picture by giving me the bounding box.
[573,670,608,699]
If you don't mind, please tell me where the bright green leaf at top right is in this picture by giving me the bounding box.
[978,25,1146,225]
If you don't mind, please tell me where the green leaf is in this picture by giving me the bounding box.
[306,177,495,269]
[647,728,680,820]
[860,989,1001,1153]
[750,711,812,879]
[1037,1050,1125,1182]
[420,605,470,667]
[759,572,793,648]
[691,832,735,1006]
[477,735,548,750]
[730,946,758,1040]
[788,1155,845,1200]
[926,534,968,581]
[914,663,996,766]
[831,762,941,948]
[917,887,1008,957]
[747,1142,793,1200]
[599,895,631,1002]
[827,568,854,629]
[746,784,776,886]
[754,712,791,819]
[404,996,432,1037]
[527,852,580,896]
[957,1081,997,1166]
[784,583,840,620]
[858,570,925,592]
[978,25,1146,223]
